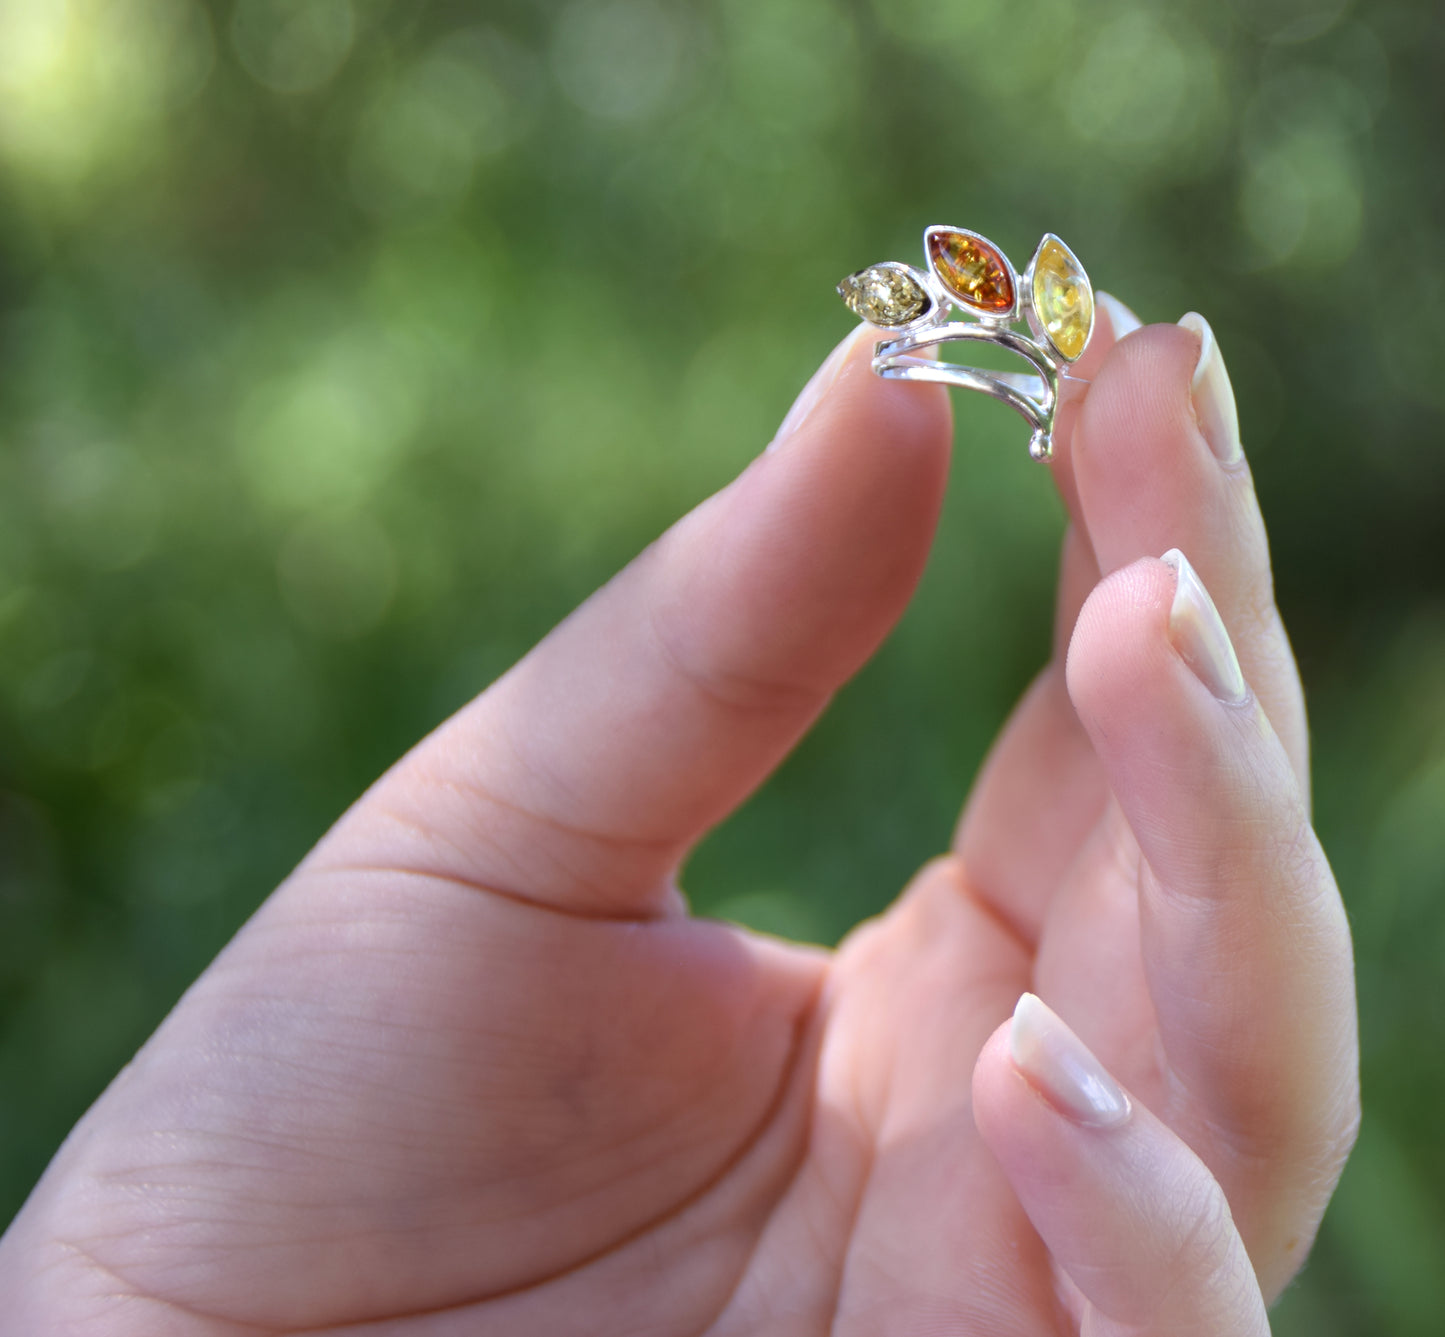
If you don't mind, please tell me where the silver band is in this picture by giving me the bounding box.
[837,227,1096,462]
[872,323,1070,463]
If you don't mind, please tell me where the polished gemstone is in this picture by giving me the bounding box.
[837,265,930,327]
[927,229,1015,315]
[1030,235,1093,361]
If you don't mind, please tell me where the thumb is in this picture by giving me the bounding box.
[308,323,952,916]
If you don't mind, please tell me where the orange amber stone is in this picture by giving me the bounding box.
[927,229,1016,315]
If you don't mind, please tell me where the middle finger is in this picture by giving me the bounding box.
[1062,316,1310,790]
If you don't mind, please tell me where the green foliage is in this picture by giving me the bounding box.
[1,0,1443,1328]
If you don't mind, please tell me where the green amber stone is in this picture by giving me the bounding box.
[837,265,930,327]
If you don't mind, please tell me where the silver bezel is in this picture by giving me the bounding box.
[1021,232,1094,364]
[923,224,1021,325]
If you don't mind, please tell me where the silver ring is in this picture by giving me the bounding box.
[837,227,1095,462]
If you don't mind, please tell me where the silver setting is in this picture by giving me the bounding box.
[855,226,1095,462]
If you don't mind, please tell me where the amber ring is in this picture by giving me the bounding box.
[837,226,1095,461]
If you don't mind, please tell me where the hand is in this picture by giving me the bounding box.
[0,305,1357,1335]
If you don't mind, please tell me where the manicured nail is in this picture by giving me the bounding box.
[1010,993,1130,1129]
[1096,291,1142,339]
[1160,549,1248,705]
[1177,312,1242,465]
[768,324,868,452]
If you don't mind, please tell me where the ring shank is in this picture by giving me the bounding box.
[869,322,1090,462]
[872,356,1047,403]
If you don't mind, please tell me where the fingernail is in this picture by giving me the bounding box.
[1096,291,1142,340]
[768,324,868,452]
[1010,993,1131,1129]
[1177,312,1242,465]
[1159,549,1248,705]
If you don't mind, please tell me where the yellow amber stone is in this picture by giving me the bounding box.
[837,265,930,327]
[1031,236,1093,362]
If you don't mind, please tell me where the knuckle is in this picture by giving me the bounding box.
[1265,805,1328,907]
[645,589,825,718]
[1161,1174,1242,1296]
[1233,564,1283,643]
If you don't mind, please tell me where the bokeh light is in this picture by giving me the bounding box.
[230,0,355,95]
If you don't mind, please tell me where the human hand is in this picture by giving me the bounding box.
[0,302,1357,1335]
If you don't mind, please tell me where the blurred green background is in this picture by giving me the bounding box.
[1,0,1442,1329]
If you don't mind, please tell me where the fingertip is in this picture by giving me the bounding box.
[769,323,873,448]
[1064,555,1176,722]
[704,326,953,689]
[1075,323,1201,490]
[973,1002,1111,1166]
[975,996,1117,1169]
[1064,324,1213,576]
[972,1016,1051,1194]
[975,999,1270,1336]
[1096,291,1142,341]
[970,1017,1015,1135]
[771,320,952,465]
[826,321,955,467]
[761,318,954,546]
[1065,289,1138,388]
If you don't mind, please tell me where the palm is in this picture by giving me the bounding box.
[2,320,1354,1336]
[5,763,1149,1335]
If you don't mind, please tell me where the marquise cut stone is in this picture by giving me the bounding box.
[1031,236,1093,362]
[927,229,1015,315]
[837,265,931,327]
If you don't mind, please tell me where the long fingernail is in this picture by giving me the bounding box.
[1160,549,1248,705]
[1010,993,1131,1129]
[1177,312,1242,465]
[1096,291,1142,339]
[768,324,868,452]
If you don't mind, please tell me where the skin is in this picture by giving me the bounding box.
[0,305,1358,1336]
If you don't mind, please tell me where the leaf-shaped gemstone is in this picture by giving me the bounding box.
[1030,235,1093,362]
[837,265,931,327]
[926,228,1016,316]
